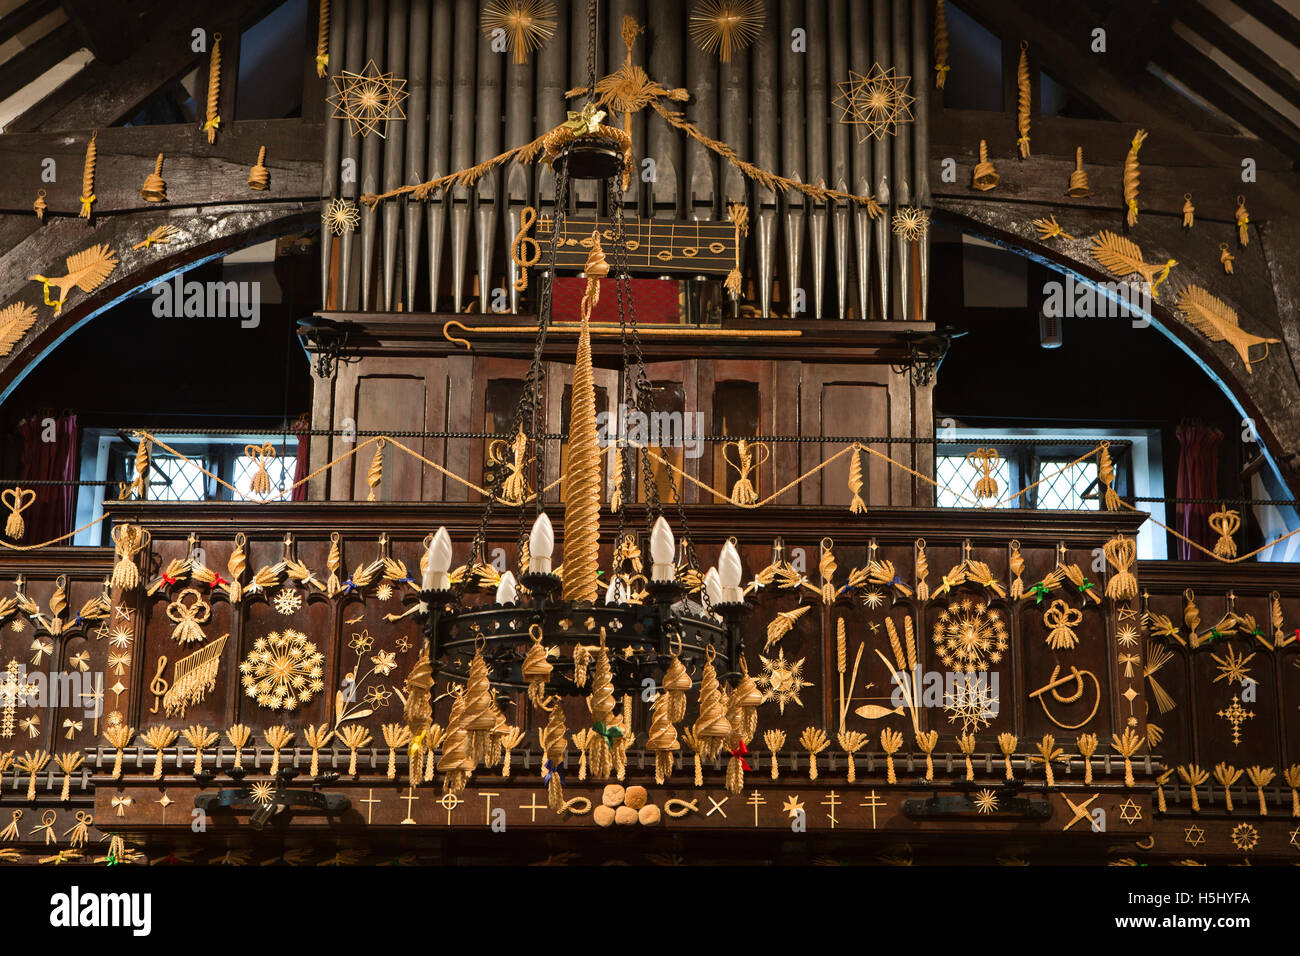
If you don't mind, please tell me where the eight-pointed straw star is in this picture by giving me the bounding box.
[833,63,916,143]
[328,59,409,138]
[757,648,812,714]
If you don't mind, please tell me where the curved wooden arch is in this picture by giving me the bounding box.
[934,199,1300,497]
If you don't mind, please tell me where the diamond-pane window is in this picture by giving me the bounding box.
[1035,460,1098,510]
[935,455,1015,508]
[144,456,209,501]
[233,455,297,499]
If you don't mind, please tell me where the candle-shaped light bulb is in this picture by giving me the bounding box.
[604,576,626,605]
[423,526,452,592]
[703,567,723,608]
[649,516,675,582]
[718,540,743,603]
[495,570,518,605]
[528,512,554,573]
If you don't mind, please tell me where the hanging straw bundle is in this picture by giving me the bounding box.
[78,133,97,219]
[3,488,34,540]
[1214,762,1242,812]
[141,725,178,779]
[1123,129,1147,228]
[1016,42,1031,158]
[916,730,938,781]
[957,733,978,781]
[1209,506,1241,559]
[934,0,949,89]
[1103,535,1138,602]
[764,729,785,780]
[1077,733,1098,785]
[800,727,829,781]
[1182,193,1195,228]
[1234,195,1250,246]
[203,34,223,144]
[110,524,149,591]
[1179,764,1209,812]
[1112,728,1143,787]
[264,725,294,777]
[103,725,135,779]
[838,730,870,783]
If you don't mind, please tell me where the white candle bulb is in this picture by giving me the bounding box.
[495,570,518,605]
[703,567,723,608]
[528,512,554,573]
[718,540,744,603]
[604,576,626,605]
[649,516,675,582]
[423,526,452,592]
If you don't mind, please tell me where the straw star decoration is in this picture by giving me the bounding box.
[834,64,915,142]
[328,60,408,138]
[757,648,811,715]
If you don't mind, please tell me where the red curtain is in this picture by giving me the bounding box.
[17,411,78,543]
[291,414,310,501]
[1175,420,1222,560]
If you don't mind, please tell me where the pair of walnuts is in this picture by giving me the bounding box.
[593,783,660,827]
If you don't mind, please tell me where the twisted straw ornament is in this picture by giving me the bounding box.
[1182,193,1195,228]
[1220,243,1235,274]
[203,34,223,143]
[315,0,330,77]
[645,694,679,784]
[972,139,999,190]
[1123,129,1146,228]
[1067,146,1090,196]
[140,153,166,202]
[248,146,270,190]
[847,445,866,514]
[366,437,385,501]
[725,201,748,298]
[1098,443,1120,510]
[540,697,567,809]
[1016,42,1031,158]
[78,133,97,219]
[1008,541,1024,600]
[1234,195,1250,245]
[934,0,949,89]
[914,538,930,602]
[1156,769,1173,813]
[33,189,46,221]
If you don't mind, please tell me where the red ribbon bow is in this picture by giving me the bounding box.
[161,572,179,586]
[210,574,229,588]
[729,740,752,772]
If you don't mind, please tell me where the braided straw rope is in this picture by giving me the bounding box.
[1123,129,1146,227]
[315,0,330,77]
[203,34,222,143]
[1016,42,1031,158]
[78,133,97,219]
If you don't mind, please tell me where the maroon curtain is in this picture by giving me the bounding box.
[18,411,78,543]
[1175,420,1222,560]
[291,414,310,501]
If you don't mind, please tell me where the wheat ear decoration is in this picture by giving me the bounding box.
[1213,762,1242,812]
[1034,735,1062,787]
[1179,764,1208,812]
[1112,727,1142,787]
[264,725,294,776]
[103,725,134,779]
[337,724,372,776]
[1016,41,1031,158]
[381,723,411,779]
[838,730,869,783]
[1077,733,1098,785]
[1123,129,1146,227]
[54,752,84,801]
[1284,765,1300,817]
[141,725,178,779]
[303,724,332,777]
[1155,769,1173,813]
[225,723,251,770]
[879,728,904,784]
[915,730,938,780]
[78,132,97,219]
[203,33,222,143]
[315,0,331,76]
[957,733,977,781]
[934,0,949,88]
[800,727,829,781]
[764,729,785,780]
[182,725,218,774]
[1245,765,1274,815]
[17,751,49,800]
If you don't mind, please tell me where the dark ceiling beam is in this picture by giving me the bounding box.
[1102,0,1192,74]
[1174,3,1300,112]
[0,21,80,103]
[1155,35,1300,164]
[1227,0,1300,44]
[958,0,1238,139]
[6,0,283,133]
[58,0,149,66]
[0,0,60,44]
